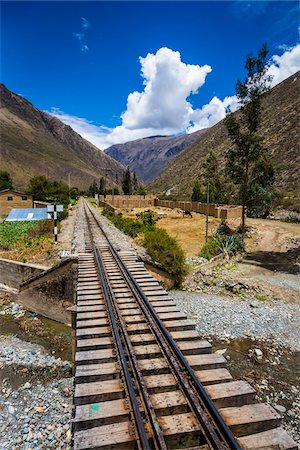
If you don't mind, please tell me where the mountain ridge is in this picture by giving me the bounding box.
[0,83,125,191]
[105,129,207,183]
[149,72,300,209]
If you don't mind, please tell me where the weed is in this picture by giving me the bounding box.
[255,293,267,302]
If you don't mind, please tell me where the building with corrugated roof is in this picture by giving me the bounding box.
[6,208,51,221]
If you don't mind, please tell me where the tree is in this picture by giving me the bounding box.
[28,175,49,201]
[203,151,226,204]
[137,185,147,197]
[88,180,98,197]
[132,171,138,194]
[224,44,273,231]
[113,187,120,195]
[0,171,13,190]
[191,179,205,202]
[122,166,132,195]
[69,187,79,200]
[99,177,105,195]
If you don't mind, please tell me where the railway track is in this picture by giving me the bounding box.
[72,199,297,450]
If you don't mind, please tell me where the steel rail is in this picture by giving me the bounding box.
[83,199,241,450]
[95,247,168,450]
[83,207,150,450]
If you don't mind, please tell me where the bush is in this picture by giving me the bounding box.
[102,208,144,238]
[200,233,245,260]
[140,210,157,228]
[199,237,221,260]
[283,213,300,224]
[143,228,186,286]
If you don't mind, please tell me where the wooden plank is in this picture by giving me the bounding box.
[144,373,177,393]
[75,349,115,364]
[151,390,188,415]
[77,318,108,328]
[133,344,161,359]
[77,311,107,320]
[138,357,169,375]
[130,333,155,345]
[219,403,281,437]
[74,421,135,450]
[77,336,113,350]
[76,326,111,338]
[158,311,187,320]
[177,340,212,355]
[238,427,298,450]
[75,362,119,382]
[164,319,195,331]
[195,369,233,386]
[171,330,200,341]
[159,413,203,448]
[205,381,256,408]
[74,379,124,405]
[185,354,227,370]
[76,305,105,312]
[74,398,129,430]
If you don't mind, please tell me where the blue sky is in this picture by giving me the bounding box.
[1,1,300,148]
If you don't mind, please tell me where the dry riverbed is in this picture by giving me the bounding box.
[0,292,73,450]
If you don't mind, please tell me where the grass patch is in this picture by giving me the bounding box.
[143,228,186,287]
[255,293,267,302]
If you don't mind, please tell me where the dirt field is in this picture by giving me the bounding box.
[123,207,221,256]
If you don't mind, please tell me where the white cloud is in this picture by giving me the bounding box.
[48,108,111,149]
[73,17,91,52]
[48,44,300,149]
[268,44,300,87]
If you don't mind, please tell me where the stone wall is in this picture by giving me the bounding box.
[99,195,156,209]
[154,199,242,219]
[0,258,47,289]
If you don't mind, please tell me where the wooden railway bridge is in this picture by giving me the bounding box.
[71,200,297,450]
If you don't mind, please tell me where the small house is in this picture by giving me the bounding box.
[0,189,33,216]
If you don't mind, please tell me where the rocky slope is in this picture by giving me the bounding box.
[0,84,125,191]
[149,72,300,209]
[105,130,207,183]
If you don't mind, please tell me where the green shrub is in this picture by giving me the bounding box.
[200,234,245,260]
[283,213,300,223]
[143,228,186,286]
[140,210,157,228]
[103,208,144,238]
[199,237,221,260]
[0,220,53,250]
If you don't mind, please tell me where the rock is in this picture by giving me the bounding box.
[287,410,295,417]
[215,348,227,355]
[23,382,31,390]
[274,404,286,413]
[8,405,15,414]
[254,348,263,359]
[56,427,63,438]
[65,430,72,443]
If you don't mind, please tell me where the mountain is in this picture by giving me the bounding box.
[149,72,300,209]
[0,84,125,191]
[105,130,207,183]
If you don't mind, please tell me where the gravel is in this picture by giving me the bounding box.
[0,336,73,449]
[171,291,300,350]
[0,336,72,370]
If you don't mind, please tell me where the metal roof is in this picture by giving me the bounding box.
[0,189,31,196]
[6,208,51,221]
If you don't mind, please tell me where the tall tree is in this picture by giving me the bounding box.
[0,171,13,190]
[132,171,138,194]
[28,175,49,201]
[191,179,205,202]
[88,180,98,197]
[122,166,132,195]
[99,177,105,195]
[203,151,225,204]
[225,44,273,231]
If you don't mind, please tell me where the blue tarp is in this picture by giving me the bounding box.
[6,208,51,221]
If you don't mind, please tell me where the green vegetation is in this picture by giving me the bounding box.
[143,228,186,286]
[102,208,144,238]
[200,222,245,260]
[255,293,267,302]
[282,213,300,224]
[0,220,52,250]
[203,151,226,204]
[0,171,13,190]
[102,207,186,285]
[225,44,274,230]
[122,166,133,195]
[191,179,205,202]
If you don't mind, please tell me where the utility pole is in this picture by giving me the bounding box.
[104,168,111,200]
[205,183,210,243]
[68,173,71,204]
